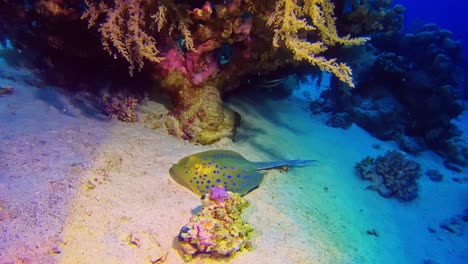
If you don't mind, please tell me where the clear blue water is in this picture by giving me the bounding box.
[395,0,467,98]
[395,0,468,42]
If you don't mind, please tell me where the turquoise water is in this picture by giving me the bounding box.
[229,95,468,263]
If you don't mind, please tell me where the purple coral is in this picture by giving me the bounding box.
[210,186,230,202]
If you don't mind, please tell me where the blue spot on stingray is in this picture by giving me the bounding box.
[215,165,219,168]
[205,186,209,189]
[203,174,207,177]
[211,185,215,188]
[196,181,199,184]
[207,180,211,184]
[233,182,236,186]
[231,166,235,169]
[216,179,221,183]
[237,175,241,178]
[227,175,232,179]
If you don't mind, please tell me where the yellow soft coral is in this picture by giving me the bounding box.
[82,0,163,75]
[151,0,195,51]
[267,0,369,88]
[82,0,195,76]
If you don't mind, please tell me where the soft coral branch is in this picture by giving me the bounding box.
[83,0,163,75]
[268,0,369,88]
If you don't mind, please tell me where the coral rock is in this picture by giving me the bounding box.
[177,187,252,261]
[355,151,422,201]
[103,96,139,122]
[165,85,237,145]
[426,170,443,182]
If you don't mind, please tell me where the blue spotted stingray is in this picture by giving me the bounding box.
[170,150,317,196]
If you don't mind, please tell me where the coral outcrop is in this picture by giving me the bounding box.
[177,186,252,261]
[164,85,238,145]
[102,96,140,122]
[312,0,466,169]
[1,0,368,144]
[355,151,422,201]
[336,0,405,36]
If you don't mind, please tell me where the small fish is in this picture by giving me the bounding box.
[170,150,317,196]
[254,77,287,89]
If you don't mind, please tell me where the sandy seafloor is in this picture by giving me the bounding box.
[0,59,467,264]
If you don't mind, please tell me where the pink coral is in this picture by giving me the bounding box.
[191,53,219,85]
[160,49,188,74]
[160,40,221,85]
[195,223,213,246]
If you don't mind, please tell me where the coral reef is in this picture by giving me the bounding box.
[1,0,368,144]
[102,96,139,122]
[355,151,422,201]
[312,0,467,168]
[326,112,353,129]
[177,187,252,261]
[336,0,405,36]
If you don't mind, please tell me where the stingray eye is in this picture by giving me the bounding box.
[194,163,201,169]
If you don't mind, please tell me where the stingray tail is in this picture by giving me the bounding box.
[253,160,318,170]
